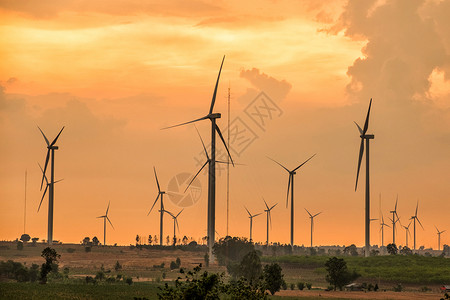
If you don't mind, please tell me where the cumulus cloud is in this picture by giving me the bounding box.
[239,68,292,101]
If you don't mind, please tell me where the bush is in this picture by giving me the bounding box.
[162,272,166,279]
[85,276,96,284]
[306,283,312,290]
[17,241,24,250]
[263,263,284,295]
[126,277,133,285]
[420,286,431,292]
[114,261,122,271]
[393,284,403,292]
[297,282,305,290]
[95,271,105,281]
[282,280,287,290]
[66,248,76,253]
[290,283,295,290]
[170,261,178,270]
[85,246,91,252]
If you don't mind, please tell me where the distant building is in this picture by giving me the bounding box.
[440,285,450,292]
[345,283,364,291]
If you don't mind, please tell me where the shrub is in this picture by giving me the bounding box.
[170,261,178,270]
[263,263,284,295]
[282,280,287,290]
[162,272,166,279]
[85,276,96,284]
[297,282,305,290]
[114,261,122,271]
[306,283,312,290]
[290,283,295,290]
[394,284,403,292]
[126,277,133,285]
[17,241,24,250]
[95,271,105,281]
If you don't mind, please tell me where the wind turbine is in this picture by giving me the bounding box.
[163,209,184,246]
[97,201,114,246]
[148,167,166,246]
[37,163,63,213]
[410,201,424,251]
[354,98,374,257]
[389,195,401,245]
[263,199,277,246]
[435,226,446,251]
[379,214,391,247]
[402,221,412,248]
[163,56,233,262]
[268,154,315,247]
[304,208,322,248]
[38,126,65,245]
[245,207,262,243]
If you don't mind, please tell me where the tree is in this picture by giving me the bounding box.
[387,243,398,255]
[114,261,122,271]
[238,250,262,286]
[148,235,153,245]
[82,237,90,245]
[166,235,170,245]
[263,263,284,295]
[20,234,31,243]
[325,257,360,291]
[31,237,39,246]
[182,236,188,245]
[400,246,412,255]
[213,236,254,267]
[154,235,158,245]
[92,236,99,246]
[136,235,140,246]
[343,244,358,256]
[40,247,60,284]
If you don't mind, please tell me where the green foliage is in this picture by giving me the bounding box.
[170,258,181,270]
[343,244,358,256]
[290,283,295,290]
[387,243,398,255]
[95,271,105,281]
[297,282,305,290]
[306,282,312,290]
[40,247,60,284]
[237,250,262,285]
[213,236,254,266]
[263,263,284,295]
[0,260,39,282]
[325,257,360,291]
[126,277,133,285]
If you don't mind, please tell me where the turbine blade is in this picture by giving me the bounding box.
[415,201,419,217]
[147,194,160,216]
[269,211,272,230]
[293,153,316,172]
[194,124,209,161]
[353,121,363,135]
[253,213,262,217]
[267,156,290,173]
[395,195,398,211]
[304,208,312,217]
[40,150,50,190]
[286,174,291,208]
[245,206,251,217]
[176,219,180,233]
[417,218,424,230]
[435,225,439,233]
[270,203,278,210]
[313,212,322,218]
[215,124,234,166]
[38,163,49,186]
[162,115,209,130]
[209,55,225,115]
[107,216,115,230]
[37,126,50,146]
[54,179,64,184]
[176,209,184,218]
[184,160,209,193]
[38,185,48,212]
[153,167,161,192]
[362,98,372,134]
[263,198,269,210]
[50,126,65,147]
[355,138,364,191]
[106,201,110,216]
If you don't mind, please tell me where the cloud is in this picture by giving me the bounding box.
[239,68,292,102]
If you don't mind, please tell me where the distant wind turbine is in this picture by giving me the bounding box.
[354,98,374,257]
[389,195,401,245]
[38,126,65,245]
[263,199,277,246]
[245,207,262,243]
[268,154,315,247]
[435,226,446,251]
[148,167,166,246]
[163,209,184,246]
[410,201,424,251]
[402,221,412,248]
[163,56,234,262]
[305,208,322,248]
[379,214,391,247]
[97,201,114,246]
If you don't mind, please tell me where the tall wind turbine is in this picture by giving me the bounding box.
[435,226,446,251]
[305,208,322,248]
[389,195,401,245]
[37,163,63,213]
[163,56,233,261]
[354,98,374,257]
[402,221,412,248]
[268,154,315,247]
[410,201,424,251]
[38,126,65,245]
[163,209,184,246]
[245,207,261,243]
[148,167,166,246]
[97,201,114,246]
[263,199,277,246]
[379,214,390,247]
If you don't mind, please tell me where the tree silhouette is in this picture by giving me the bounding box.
[387,243,398,255]
[40,247,60,284]
[325,257,360,291]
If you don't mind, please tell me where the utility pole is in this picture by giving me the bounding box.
[226,84,231,237]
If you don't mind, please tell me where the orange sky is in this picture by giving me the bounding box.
[1,0,450,249]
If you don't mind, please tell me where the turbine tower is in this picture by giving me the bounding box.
[163,56,233,262]
[245,207,261,243]
[148,167,166,246]
[354,98,374,257]
[37,163,63,213]
[263,199,277,245]
[305,208,322,248]
[163,209,184,246]
[389,195,401,245]
[38,126,65,245]
[379,214,390,247]
[435,226,446,251]
[268,154,315,247]
[410,201,424,251]
[97,201,114,246]
[402,221,412,248]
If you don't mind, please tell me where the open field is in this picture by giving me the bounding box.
[1,242,449,299]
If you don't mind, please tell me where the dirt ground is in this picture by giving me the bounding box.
[278,289,444,299]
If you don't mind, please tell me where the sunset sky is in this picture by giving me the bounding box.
[1,0,449,249]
